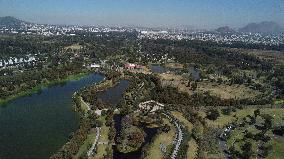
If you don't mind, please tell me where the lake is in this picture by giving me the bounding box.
[97,80,129,107]
[0,73,105,159]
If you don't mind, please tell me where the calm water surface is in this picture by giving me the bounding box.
[97,80,129,107]
[0,73,104,159]
[150,65,168,73]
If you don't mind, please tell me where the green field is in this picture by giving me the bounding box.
[145,118,175,159]
[266,137,284,159]
[74,131,97,159]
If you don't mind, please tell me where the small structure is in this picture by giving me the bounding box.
[90,63,101,68]
[138,100,164,113]
[160,143,167,153]
[124,63,136,69]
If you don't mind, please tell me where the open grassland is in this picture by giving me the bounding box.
[266,137,284,159]
[159,73,260,100]
[165,62,184,69]
[74,131,97,159]
[198,82,260,99]
[200,108,284,128]
[145,118,175,159]
[159,73,193,96]
[91,145,108,159]
[171,111,193,131]
[246,49,284,66]
[187,139,198,159]
[92,116,110,159]
[64,43,83,51]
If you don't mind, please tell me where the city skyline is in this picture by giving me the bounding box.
[0,0,283,29]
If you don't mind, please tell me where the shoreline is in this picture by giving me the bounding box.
[0,71,90,106]
[51,71,121,158]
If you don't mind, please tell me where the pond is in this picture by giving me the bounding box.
[97,80,129,107]
[150,65,168,73]
[113,115,158,159]
[188,66,200,81]
[0,73,105,159]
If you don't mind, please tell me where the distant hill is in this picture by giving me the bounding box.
[216,26,236,33]
[0,16,29,28]
[239,21,283,34]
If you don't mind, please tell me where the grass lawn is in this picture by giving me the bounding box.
[171,111,193,131]
[79,96,90,114]
[187,139,198,159]
[74,131,97,159]
[200,108,284,128]
[92,116,110,159]
[266,137,284,159]
[145,118,175,159]
[91,145,108,159]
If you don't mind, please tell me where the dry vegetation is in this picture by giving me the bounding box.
[64,43,83,51]
[159,73,260,100]
[165,63,184,69]
[198,82,260,99]
[246,49,284,65]
[159,73,194,96]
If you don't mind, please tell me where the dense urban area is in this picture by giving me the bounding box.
[0,16,283,159]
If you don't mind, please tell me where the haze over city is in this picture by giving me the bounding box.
[0,1,284,159]
[0,0,283,28]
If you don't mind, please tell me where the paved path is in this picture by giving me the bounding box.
[163,113,184,159]
[87,127,100,158]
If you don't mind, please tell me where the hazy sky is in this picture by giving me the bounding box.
[0,0,283,28]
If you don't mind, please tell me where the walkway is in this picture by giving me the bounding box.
[163,113,184,159]
[87,127,100,158]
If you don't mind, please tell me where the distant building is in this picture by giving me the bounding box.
[90,63,101,68]
[124,63,143,70]
[124,63,136,69]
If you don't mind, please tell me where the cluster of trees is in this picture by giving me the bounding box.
[228,110,274,158]
[116,115,146,153]
[140,39,272,70]
[0,66,85,100]
[50,116,99,159]
[0,35,61,58]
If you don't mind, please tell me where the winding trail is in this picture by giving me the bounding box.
[163,113,184,159]
[87,127,100,158]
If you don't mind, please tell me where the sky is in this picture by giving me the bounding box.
[0,0,283,29]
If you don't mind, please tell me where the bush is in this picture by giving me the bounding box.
[206,108,220,121]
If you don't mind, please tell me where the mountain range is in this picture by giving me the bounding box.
[215,26,236,33]
[216,21,283,34]
[0,16,29,28]
[239,21,283,34]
